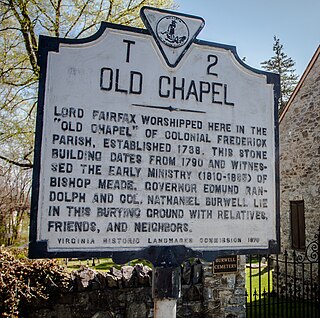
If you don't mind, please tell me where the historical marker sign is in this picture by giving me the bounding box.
[29,7,280,262]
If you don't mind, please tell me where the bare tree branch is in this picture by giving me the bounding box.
[8,0,39,76]
[0,155,33,168]
[65,0,91,38]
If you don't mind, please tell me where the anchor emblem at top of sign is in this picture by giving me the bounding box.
[140,6,205,68]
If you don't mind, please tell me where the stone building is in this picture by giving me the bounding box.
[277,46,320,284]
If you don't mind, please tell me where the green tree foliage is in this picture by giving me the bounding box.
[261,36,299,114]
[0,0,174,247]
[0,0,174,168]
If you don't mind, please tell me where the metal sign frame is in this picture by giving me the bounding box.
[29,8,280,265]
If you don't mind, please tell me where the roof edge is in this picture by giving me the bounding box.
[279,45,320,122]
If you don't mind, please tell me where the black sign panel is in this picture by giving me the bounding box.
[213,255,238,273]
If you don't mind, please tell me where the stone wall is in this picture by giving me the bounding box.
[279,50,320,251]
[21,257,246,318]
[278,50,320,277]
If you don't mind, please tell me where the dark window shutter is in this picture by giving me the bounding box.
[290,201,305,250]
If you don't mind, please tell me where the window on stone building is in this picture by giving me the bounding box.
[290,200,306,250]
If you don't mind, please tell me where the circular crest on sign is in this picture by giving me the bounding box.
[156,16,189,48]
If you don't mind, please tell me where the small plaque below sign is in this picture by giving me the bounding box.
[213,256,238,274]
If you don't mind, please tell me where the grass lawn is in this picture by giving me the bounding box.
[247,296,318,318]
[246,265,272,300]
[246,265,318,317]
[64,258,151,272]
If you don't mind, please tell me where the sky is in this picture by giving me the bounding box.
[175,0,320,77]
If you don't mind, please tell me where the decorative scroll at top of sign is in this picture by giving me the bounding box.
[140,6,205,67]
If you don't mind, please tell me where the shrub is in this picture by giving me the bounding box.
[0,247,70,317]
